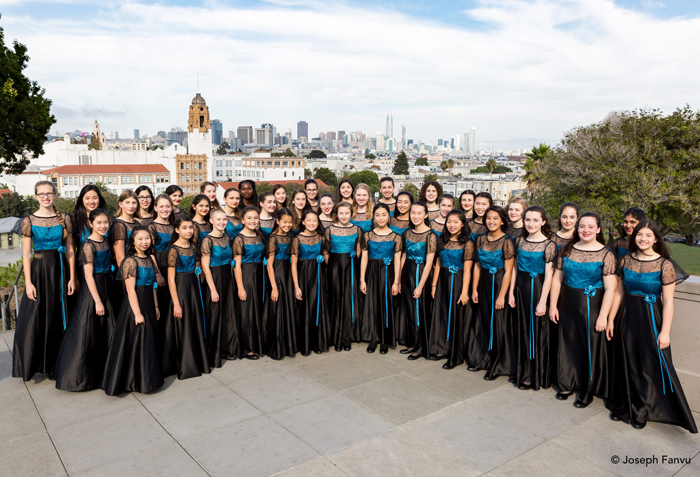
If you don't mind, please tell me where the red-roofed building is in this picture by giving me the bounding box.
[214,179,328,203]
[0,189,11,197]
[41,164,171,199]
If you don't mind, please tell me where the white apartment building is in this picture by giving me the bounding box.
[211,152,305,182]
[441,176,526,206]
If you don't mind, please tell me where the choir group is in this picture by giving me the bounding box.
[10,177,697,434]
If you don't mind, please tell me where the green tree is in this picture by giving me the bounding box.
[424,173,439,182]
[485,158,498,192]
[365,153,376,159]
[349,170,380,194]
[179,195,194,216]
[447,158,455,178]
[307,149,327,159]
[256,182,273,195]
[314,167,337,188]
[216,142,229,155]
[402,183,419,199]
[393,150,409,175]
[440,160,448,174]
[0,191,37,216]
[415,157,428,166]
[283,149,295,157]
[470,165,512,174]
[1,15,56,174]
[88,133,102,151]
[523,143,551,200]
[53,197,74,214]
[304,168,312,179]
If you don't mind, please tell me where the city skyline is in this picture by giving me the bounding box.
[2,0,699,145]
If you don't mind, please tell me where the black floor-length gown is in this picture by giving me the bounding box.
[429,238,474,367]
[292,232,330,355]
[512,237,557,390]
[12,214,73,381]
[109,218,137,313]
[400,230,437,357]
[606,255,697,433]
[148,221,175,376]
[55,239,116,391]
[233,234,266,357]
[263,233,297,359]
[555,247,615,403]
[102,256,164,396]
[166,244,210,378]
[325,224,363,349]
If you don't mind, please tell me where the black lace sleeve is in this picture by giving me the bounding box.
[79,241,95,265]
[616,254,629,277]
[111,221,126,242]
[503,238,515,260]
[322,235,330,254]
[393,233,402,253]
[268,235,278,258]
[361,232,369,251]
[167,248,179,268]
[514,236,523,255]
[291,237,301,256]
[464,240,476,262]
[602,250,616,276]
[662,258,689,285]
[19,216,32,237]
[555,248,564,270]
[544,241,557,263]
[120,257,138,280]
[61,213,73,235]
[200,236,213,256]
[232,235,244,257]
[426,232,438,254]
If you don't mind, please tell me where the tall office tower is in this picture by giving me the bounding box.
[450,137,455,150]
[401,124,406,151]
[284,128,293,145]
[327,131,337,141]
[227,129,236,140]
[470,127,477,154]
[157,131,167,138]
[338,130,345,142]
[261,123,275,146]
[134,129,140,139]
[237,126,253,144]
[211,119,223,145]
[438,139,443,146]
[297,121,308,141]
[463,132,470,153]
[386,112,393,139]
[114,131,119,139]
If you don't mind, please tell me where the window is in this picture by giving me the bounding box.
[216,160,222,167]
[225,160,232,167]
[63,177,68,186]
[198,163,202,170]
[186,175,190,182]
[216,170,223,177]
[226,170,232,177]
[274,161,281,167]
[186,163,190,170]
[283,161,288,167]
[284,171,287,178]
[180,163,184,170]
[291,171,295,177]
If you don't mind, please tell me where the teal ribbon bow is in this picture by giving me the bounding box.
[414,257,424,327]
[645,294,673,394]
[57,245,67,330]
[488,267,498,350]
[447,266,460,340]
[528,271,539,360]
[584,286,597,380]
[383,257,392,327]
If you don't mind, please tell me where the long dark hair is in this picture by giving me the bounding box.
[334,178,355,204]
[258,191,275,216]
[459,190,476,217]
[88,208,110,232]
[620,206,646,238]
[240,205,265,242]
[419,181,443,204]
[169,216,197,247]
[291,188,311,227]
[409,201,430,229]
[372,202,392,229]
[223,187,241,221]
[557,201,580,230]
[200,181,221,209]
[298,209,322,234]
[135,185,155,217]
[271,207,294,235]
[484,206,508,233]
[238,180,258,209]
[395,191,414,217]
[73,184,107,237]
[628,219,670,259]
[562,211,606,257]
[125,225,155,257]
[474,192,493,218]
[441,210,468,245]
[271,184,288,208]
[189,194,211,222]
[165,184,183,196]
[522,206,553,239]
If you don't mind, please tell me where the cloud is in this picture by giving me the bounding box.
[2,0,699,146]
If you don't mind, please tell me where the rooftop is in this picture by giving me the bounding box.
[217,179,329,189]
[42,164,170,175]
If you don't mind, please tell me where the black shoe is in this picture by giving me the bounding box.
[483,374,497,381]
[407,354,421,361]
[367,343,377,353]
[334,347,342,352]
[442,363,454,370]
[466,366,478,372]
[245,354,259,360]
[573,398,590,408]
[343,345,352,351]
[632,420,647,429]
[302,352,311,357]
[430,355,447,361]
[313,349,323,354]
[555,392,571,401]
[508,377,515,383]
[400,348,413,355]
[609,412,622,422]
[379,346,388,354]
[226,355,238,361]
[518,383,532,390]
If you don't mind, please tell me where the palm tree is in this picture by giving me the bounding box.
[524,143,551,200]
[447,158,455,178]
[486,158,498,193]
[440,160,448,175]
[402,183,419,199]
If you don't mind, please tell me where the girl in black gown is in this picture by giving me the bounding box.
[505,197,528,242]
[400,202,437,360]
[419,181,442,221]
[359,204,402,354]
[201,181,221,210]
[134,185,155,226]
[102,227,164,396]
[167,185,190,223]
[459,190,476,220]
[324,202,363,351]
[429,194,454,238]
[429,210,474,368]
[13,181,76,382]
[264,209,296,359]
[507,206,556,390]
[470,207,516,380]
[607,207,645,259]
[148,195,176,376]
[233,207,266,359]
[318,194,335,229]
[291,210,331,355]
[223,188,243,240]
[468,192,492,242]
[389,191,412,236]
[166,217,210,379]
[201,209,238,367]
[549,212,617,408]
[606,220,697,433]
[190,194,212,245]
[55,209,115,391]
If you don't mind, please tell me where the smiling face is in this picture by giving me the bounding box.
[278,214,294,233]
[461,194,474,212]
[508,203,524,223]
[305,183,318,201]
[303,213,319,233]
[439,198,453,218]
[524,210,544,234]
[409,204,427,227]
[380,181,394,199]
[634,226,656,253]
[119,197,138,217]
[240,182,253,199]
[485,210,503,232]
[474,197,490,217]
[373,207,390,227]
[339,182,353,199]
[155,198,172,221]
[137,191,152,211]
[445,214,463,236]
[320,196,334,215]
[425,185,438,203]
[559,206,578,232]
[261,196,277,214]
[293,192,307,210]
[133,230,152,253]
[623,214,640,237]
[203,184,217,201]
[82,190,100,213]
[355,188,369,207]
[396,195,411,215]
[337,205,352,224]
[193,199,210,219]
[243,210,259,230]
[577,216,600,244]
[210,210,227,232]
[35,184,56,208]
[225,190,240,210]
[169,190,183,207]
[91,214,110,236]
[274,188,287,204]
[176,221,194,240]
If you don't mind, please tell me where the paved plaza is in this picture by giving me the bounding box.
[1,330,698,477]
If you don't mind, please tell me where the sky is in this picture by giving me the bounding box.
[1,0,700,147]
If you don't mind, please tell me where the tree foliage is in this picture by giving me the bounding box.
[423,173,439,182]
[365,153,376,159]
[415,157,428,166]
[402,183,419,199]
[392,150,409,175]
[179,195,194,216]
[307,149,327,159]
[349,170,380,194]
[470,165,512,174]
[314,167,337,187]
[0,15,56,174]
[88,133,102,151]
[0,191,37,216]
[523,143,551,200]
[534,107,700,237]
[216,142,229,155]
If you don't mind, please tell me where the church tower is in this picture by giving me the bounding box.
[187,93,213,157]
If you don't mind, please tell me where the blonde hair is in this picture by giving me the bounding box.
[352,183,374,219]
[34,181,66,239]
[332,201,354,224]
[507,196,529,220]
[116,189,138,217]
